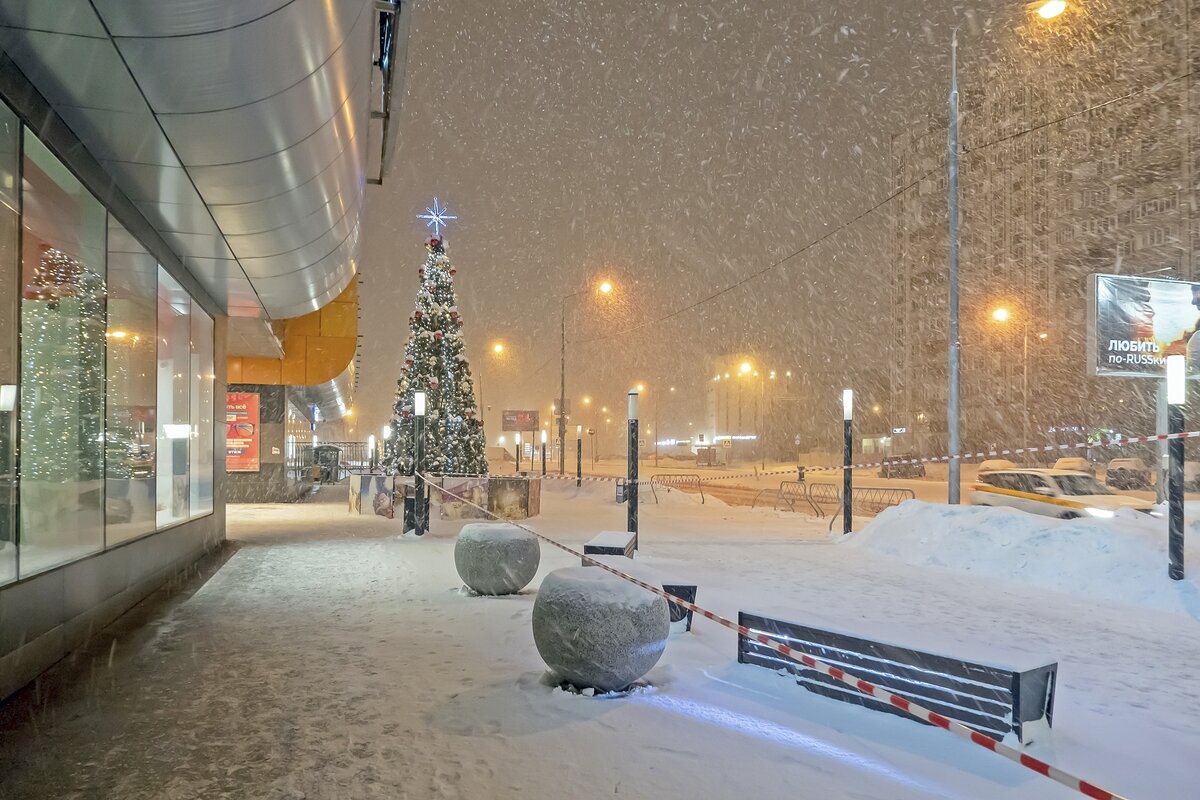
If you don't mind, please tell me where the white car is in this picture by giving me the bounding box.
[969,468,1159,520]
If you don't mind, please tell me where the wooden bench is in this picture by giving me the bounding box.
[737,611,1057,744]
[583,530,637,559]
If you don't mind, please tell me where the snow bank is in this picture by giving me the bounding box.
[853,502,1200,615]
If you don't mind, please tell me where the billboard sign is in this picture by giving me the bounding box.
[1091,273,1200,377]
[502,409,539,431]
[226,392,261,472]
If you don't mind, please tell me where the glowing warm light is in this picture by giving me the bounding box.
[769,371,776,380]
[1037,0,1067,20]
[106,329,128,339]
[991,307,1010,323]
[739,361,752,374]
[583,396,591,405]
[345,408,354,417]
[492,342,505,354]
[669,386,676,392]
[724,372,730,379]
[785,371,792,378]
[636,383,645,393]
[598,280,614,295]
[1038,332,1049,340]
[872,404,882,414]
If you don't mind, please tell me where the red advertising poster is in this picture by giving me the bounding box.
[226,392,261,472]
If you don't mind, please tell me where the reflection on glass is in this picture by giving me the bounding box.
[0,104,16,585]
[19,133,106,575]
[105,218,158,543]
[157,267,190,527]
[190,306,214,516]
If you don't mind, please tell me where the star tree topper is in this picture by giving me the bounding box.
[417,197,458,237]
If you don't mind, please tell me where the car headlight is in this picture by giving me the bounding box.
[1084,507,1115,518]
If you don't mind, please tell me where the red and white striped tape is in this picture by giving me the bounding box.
[419,475,1130,800]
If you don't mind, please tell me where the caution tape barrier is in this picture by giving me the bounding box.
[419,474,1130,800]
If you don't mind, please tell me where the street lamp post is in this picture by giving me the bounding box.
[515,432,522,473]
[842,389,854,534]
[540,429,547,476]
[628,390,639,550]
[413,391,428,537]
[1167,354,1186,580]
[947,30,962,505]
[576,424,583,487]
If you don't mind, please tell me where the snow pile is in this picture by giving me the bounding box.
[853,502,1200,615]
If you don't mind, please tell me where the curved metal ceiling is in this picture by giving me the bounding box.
[0,0,388,319]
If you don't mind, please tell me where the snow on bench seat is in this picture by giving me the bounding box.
[583,530,636,559]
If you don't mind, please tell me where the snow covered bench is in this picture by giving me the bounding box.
[737,611,1057,744]
[583,530,636,559]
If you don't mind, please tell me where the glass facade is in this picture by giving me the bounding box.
[0,106,217,586]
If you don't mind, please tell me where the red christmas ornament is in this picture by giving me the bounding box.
[450,268,457,276]
[434,331,444,341]
[414,310,423,320]
[430,237,441,249]
[449,311,458,319]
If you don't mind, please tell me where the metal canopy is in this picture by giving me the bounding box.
[0,0,385,320]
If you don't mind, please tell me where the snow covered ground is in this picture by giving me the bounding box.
[0,482,1196,799]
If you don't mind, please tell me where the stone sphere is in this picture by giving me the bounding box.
[454,523,541,595]
[532,566,670,692]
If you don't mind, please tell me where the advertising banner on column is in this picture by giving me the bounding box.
[1090,273,1200,378]
[226,392,261,472]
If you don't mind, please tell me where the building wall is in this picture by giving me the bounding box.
[224,384,311,504]
[0,55,225,701]
[890,1,1198,452]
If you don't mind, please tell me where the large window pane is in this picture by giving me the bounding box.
[189,305,214,516]
[105,219,157,543]
[0,105,18,585]
[19,133,106,575]
[157,267,190,527]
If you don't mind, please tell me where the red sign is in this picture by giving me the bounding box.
[226,392,260,472]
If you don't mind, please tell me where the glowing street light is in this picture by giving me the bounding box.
[991,307,1010,323]
[492,342,505,354]
[739,361,752,375]
[598,280,614,295]
[1037,0,1067,20]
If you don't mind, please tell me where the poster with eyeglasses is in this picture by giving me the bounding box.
[226,392,260,472]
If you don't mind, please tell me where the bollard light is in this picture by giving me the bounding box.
[576,424,582,438]
[842,388,854,421]
[628,390,638,420]
[1167,354,1186,406]
[541,429,547,444]
[414,391,427,417]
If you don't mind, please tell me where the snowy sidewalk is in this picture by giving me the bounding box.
[0,483,1195,799]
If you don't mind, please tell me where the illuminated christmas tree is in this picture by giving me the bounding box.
[387,218,487,476]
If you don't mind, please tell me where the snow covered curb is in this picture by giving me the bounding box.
[850,501,1200,616]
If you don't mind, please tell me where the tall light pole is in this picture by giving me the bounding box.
[947,29,962,504]
[560,279,614,475]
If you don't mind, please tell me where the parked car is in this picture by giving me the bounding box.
[969,468,1159,519]
[1053,456,1095,476]
[1105,457,1153,490]
[879,454,926,479]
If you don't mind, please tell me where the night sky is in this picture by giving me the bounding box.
[358,0,1017,440]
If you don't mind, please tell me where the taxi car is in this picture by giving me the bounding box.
[968,468,1159,520]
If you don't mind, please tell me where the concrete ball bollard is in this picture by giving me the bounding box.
[454,523,541,595]
[532,566,670,692]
